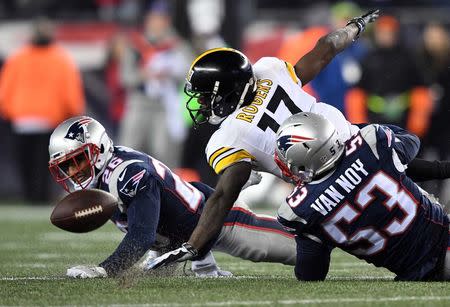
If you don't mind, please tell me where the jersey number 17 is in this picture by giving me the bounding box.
[257,86,302,133]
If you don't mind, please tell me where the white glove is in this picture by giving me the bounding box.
[138,250,161,269]
[143,243,198,271]
[242,171,262,190]
[66,265,107,279]
[191,251,233,278]
[192,264,233,278]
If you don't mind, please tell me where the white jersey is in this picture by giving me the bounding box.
[205,57,357,177]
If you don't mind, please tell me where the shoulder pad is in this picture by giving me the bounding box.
[359,125,379,159]
[254,57,299,84]
[360,124,395,161]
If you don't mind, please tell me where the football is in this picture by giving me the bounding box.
[50,189,118,233]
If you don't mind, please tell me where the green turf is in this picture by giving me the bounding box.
[1,205,450,306]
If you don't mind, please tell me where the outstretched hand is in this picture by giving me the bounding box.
[361,9,380,24]
[347,9,380,39]
[143,243,198,271]
[66,265,107,278]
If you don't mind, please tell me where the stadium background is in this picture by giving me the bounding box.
[0,0,449,208]
[1,1,450,306]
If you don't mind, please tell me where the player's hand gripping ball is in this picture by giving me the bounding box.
[50,189,118,233]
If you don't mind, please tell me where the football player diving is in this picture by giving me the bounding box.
[147,9,450,270]
[275,112,450,281]
[48,116,296,278]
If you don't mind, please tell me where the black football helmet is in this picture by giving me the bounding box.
[185,48,256,126]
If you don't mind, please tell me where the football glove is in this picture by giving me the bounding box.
[143,242,198,271]
[192,264,233,278]
[66,265,107,279]
[347,9,380,39]
[190,251,233,278]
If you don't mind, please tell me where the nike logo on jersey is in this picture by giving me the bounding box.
[118,169,127,182]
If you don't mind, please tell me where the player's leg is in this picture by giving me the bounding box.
[213,201,296,265]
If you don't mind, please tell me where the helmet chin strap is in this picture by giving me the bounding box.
[94,140,114,180]
[237,77,256,108]
[208,115,226,125]
[208,77,256,125]
[209,81,223,125]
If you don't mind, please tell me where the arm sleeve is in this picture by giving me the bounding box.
[100,179,161,276]
[294,235,332,281]
[406,159,450,182]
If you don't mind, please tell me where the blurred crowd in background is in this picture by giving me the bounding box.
[0,0,449,206]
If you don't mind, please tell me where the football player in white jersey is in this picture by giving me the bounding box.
[145,9,450,269]
[143,9,382,268]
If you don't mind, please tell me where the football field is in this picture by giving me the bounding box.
[1,205,450,307]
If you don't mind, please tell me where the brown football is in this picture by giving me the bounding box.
[50,189,118,233]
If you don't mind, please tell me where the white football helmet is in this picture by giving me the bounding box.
[275,112,344,184]
[48,116,113,192]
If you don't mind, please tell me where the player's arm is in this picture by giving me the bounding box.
[381,124,420,165]
[383,125,450,181]
[406,159,450,182]
[376,124,450,182]
[365,124,450,182]
[295,9,379,85]
[142,162,252,270]
[295,235,332,281]
[110,208,128,233]
[99,179,161,277]
[188,162,252,251]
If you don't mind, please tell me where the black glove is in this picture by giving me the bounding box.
[143,242,198,271]
[347,9,380,39]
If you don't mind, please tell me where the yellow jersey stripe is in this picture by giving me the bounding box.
[214,150,256,174]
[189,47,240,73]
[285,61,299,84]
[208,146,232,166]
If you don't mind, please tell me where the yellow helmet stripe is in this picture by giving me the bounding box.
[189,47,239,73]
